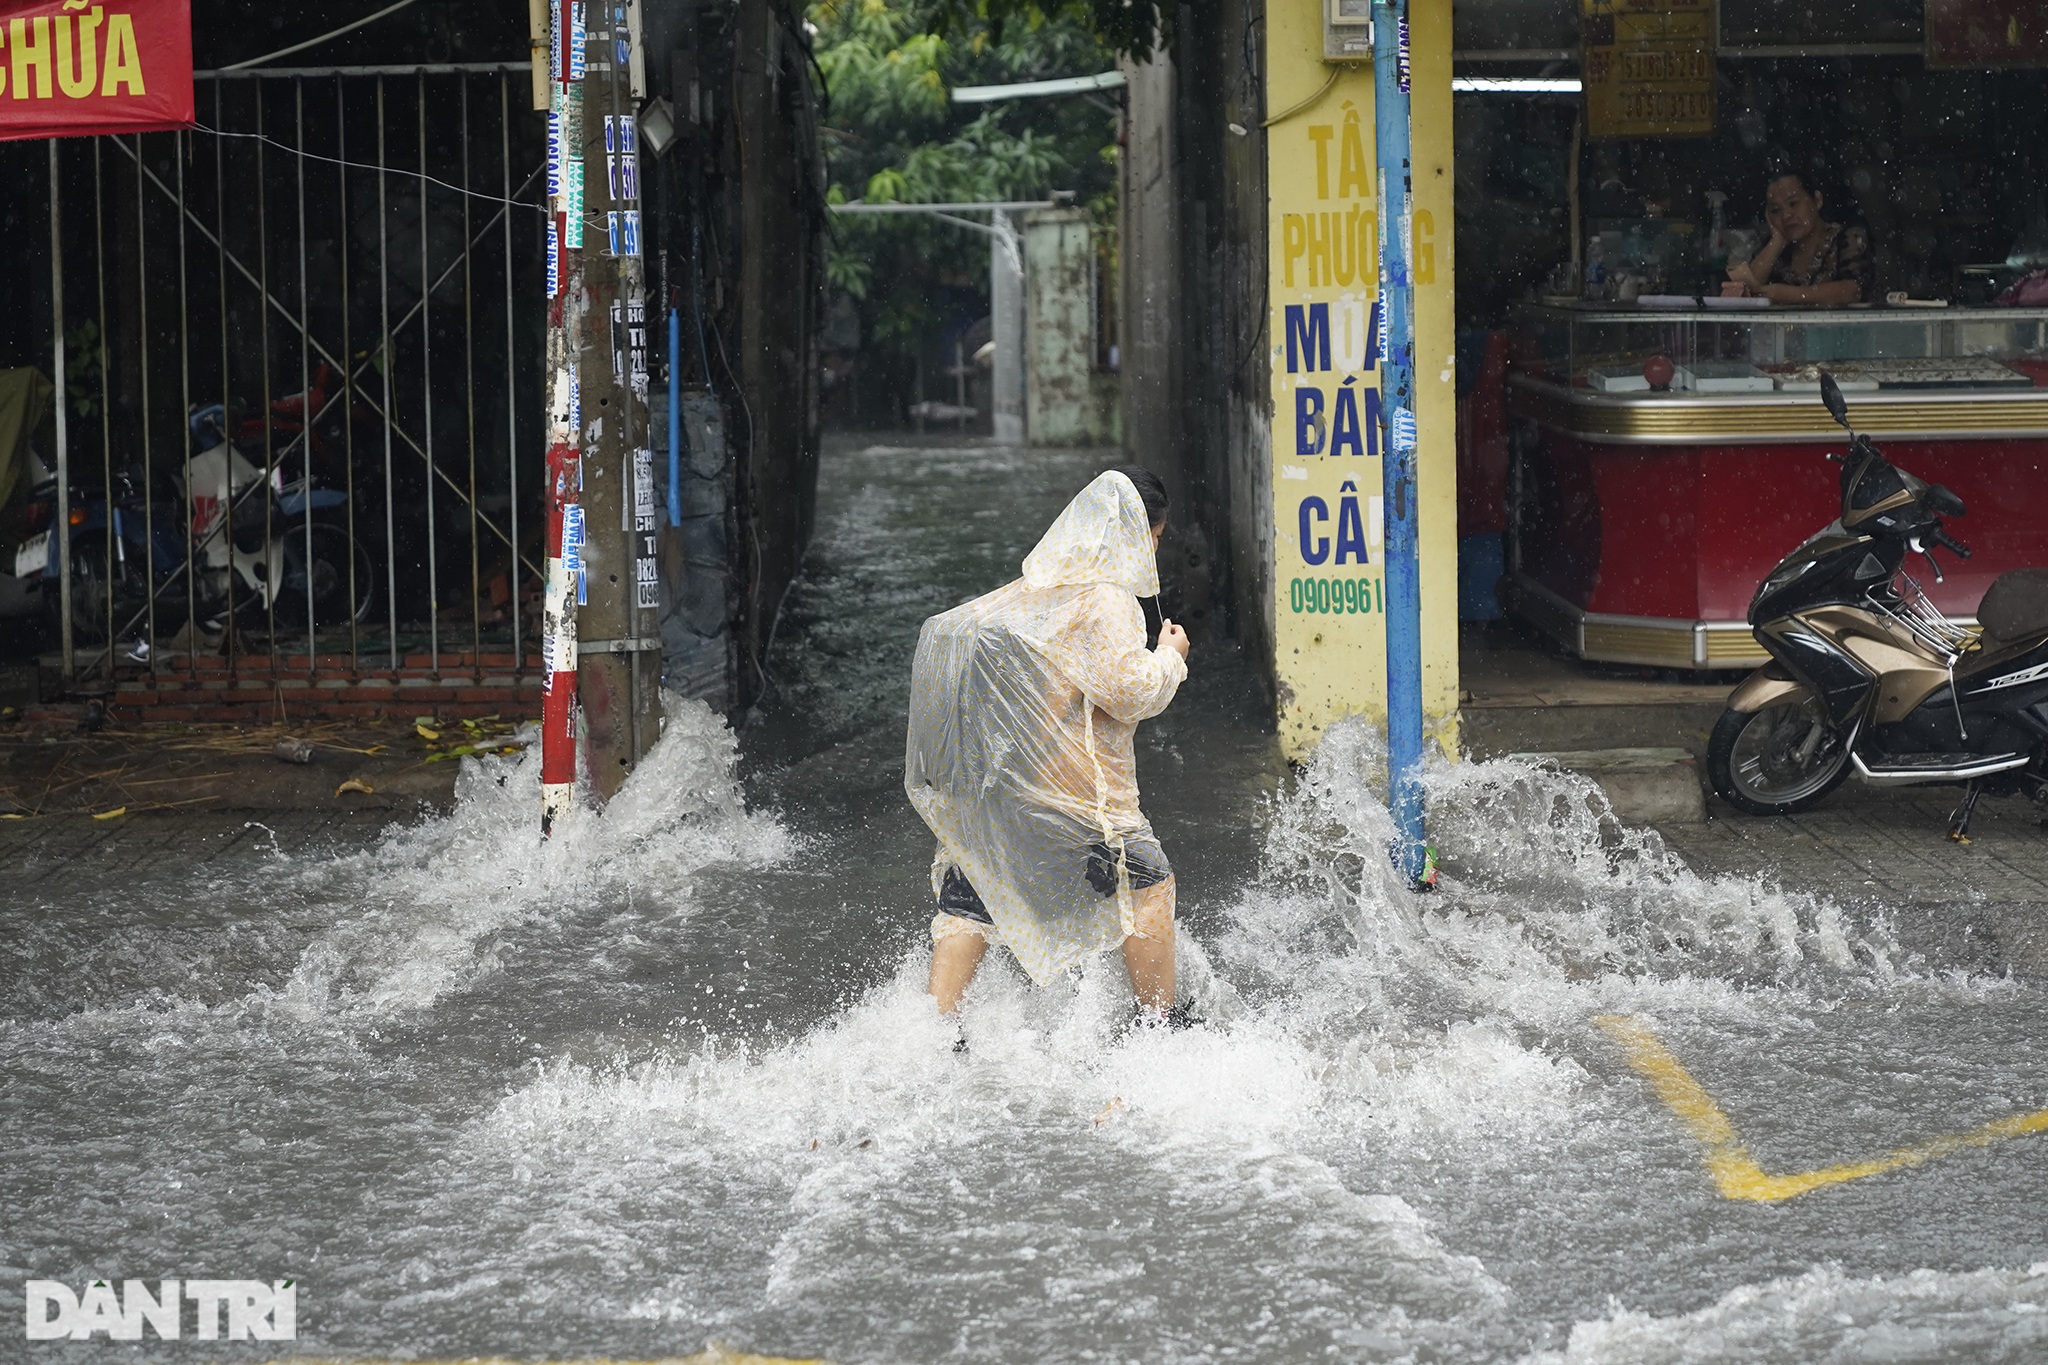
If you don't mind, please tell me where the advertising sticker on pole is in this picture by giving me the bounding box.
[0,0,193,142]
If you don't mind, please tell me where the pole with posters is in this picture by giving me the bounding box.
[540,0,585,837]
[574,0,662,799]
[1373,0,1430,887]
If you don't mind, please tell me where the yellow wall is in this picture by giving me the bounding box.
[1266,0,1459,760]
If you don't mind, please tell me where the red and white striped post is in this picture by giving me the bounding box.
[540,437,579,835]
[540,0,585,837]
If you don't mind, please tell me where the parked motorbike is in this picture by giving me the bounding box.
[1707,373,2048,839]
[19,405,374,649]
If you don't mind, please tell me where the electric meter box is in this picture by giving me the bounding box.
[1325,0,1372,61]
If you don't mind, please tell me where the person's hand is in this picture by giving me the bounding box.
[1725,261,1760,290]
[1718,280,1752,298]
[1758,283,1802,304]
[1159,620,1190,661]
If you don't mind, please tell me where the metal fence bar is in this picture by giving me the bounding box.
[214,84,236,656]
[256,89,278,666]
[50,141,72,682]
[461,80,481,674]
[501,73,520,672]
[338,74,359,670]
[197,61,529,80]
[135,136,156,663]
[175,134,195,679]
[418,72,439,674]
[95,139,113,667]
[378,75,398,672]
[296,79,315,662]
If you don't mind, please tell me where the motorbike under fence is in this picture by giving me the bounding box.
[18,390,375,659]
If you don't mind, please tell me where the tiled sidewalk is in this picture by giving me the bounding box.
[1661,787,2048,975]
[1663,788,2048,905]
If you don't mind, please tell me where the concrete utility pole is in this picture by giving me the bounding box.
[574,0,664,800]
[542,0,661,836]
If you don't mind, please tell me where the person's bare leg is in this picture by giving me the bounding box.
[1120,932,1175,1011]
[929,932,988,1015]
[1121,877,1177,1011]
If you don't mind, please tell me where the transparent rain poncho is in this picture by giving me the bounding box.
[905,471,1189,984]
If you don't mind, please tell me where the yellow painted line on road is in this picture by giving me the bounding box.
[1595,1013,2048,1202]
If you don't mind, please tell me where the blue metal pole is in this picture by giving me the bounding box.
[1373,0,1428,885]
[667,305,683,528]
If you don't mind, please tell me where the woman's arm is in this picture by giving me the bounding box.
[1728,228,1790,289]
[1758,279,1862,306]
[1057,586,1188,725]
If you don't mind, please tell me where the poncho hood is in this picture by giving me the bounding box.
[1020,471,1160,599]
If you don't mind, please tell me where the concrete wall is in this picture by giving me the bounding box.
[644,0,826,714]
[1023,208,1118,446]
[730,0,825,709]
[654,391,736,705]
[1118,0,1274,670]
[1119,51,1180,503]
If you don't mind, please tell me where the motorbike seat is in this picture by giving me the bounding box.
[1976,568,2048,646]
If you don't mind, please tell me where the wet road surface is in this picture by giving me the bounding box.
[3,434,2046,1363]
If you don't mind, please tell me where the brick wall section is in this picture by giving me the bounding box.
[27,653,546,726]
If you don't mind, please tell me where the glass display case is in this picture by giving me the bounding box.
[1502,302,2048,669]
[1514,303,2048,390]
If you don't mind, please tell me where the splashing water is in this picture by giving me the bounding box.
[3,697,2044,1363]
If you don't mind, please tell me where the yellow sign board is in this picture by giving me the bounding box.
[1583,0,1715,138]
[1265,0,1458,760]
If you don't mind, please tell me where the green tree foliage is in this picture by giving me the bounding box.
[811,0,1120,355]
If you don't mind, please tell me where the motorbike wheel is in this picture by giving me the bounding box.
[1708,698,1853,815]
[40,532,124,647]
[271,520,376,634]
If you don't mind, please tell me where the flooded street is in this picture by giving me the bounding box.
[6,437,2048,1363]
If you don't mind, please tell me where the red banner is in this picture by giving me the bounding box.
[0,0,191,142]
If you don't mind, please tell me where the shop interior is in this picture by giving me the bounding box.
[1450,0,2048,747]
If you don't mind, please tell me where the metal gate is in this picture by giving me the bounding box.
[40,62,546,685]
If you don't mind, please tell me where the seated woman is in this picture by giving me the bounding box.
[1723,170,1875,305]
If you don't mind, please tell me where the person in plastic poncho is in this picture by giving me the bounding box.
[905,467,1193,1028]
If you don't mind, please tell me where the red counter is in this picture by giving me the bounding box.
[1506,373,2048,668]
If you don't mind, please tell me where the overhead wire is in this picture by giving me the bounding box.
[187,120,546,211]
[221,0,421,72]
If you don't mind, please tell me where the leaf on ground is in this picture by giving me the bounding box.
[91,806,127,820]
[415,724,441,741]
[334,778,375,796]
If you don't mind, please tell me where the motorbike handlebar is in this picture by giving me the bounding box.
[1931,526,1973,560]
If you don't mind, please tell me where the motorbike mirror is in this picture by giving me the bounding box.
[1819,371,1850,428]
[1926,483,1967,518]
